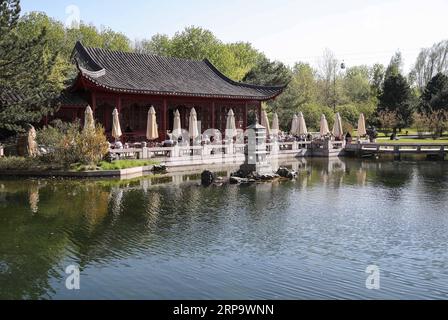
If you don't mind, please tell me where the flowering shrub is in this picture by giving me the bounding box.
[37,120,109,167]
[76,125,110,166]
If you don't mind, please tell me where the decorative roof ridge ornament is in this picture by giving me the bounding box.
[79,66,106,78]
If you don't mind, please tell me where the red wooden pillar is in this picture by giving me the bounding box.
[162,98,168,141]
[258,102,262,124]
[244,102,248,129]
[117,96,122,112]
[91,91,97,114]
[211,102,215,129]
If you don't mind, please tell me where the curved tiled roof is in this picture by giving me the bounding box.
[1,89,87,107]
[73,42,285,100]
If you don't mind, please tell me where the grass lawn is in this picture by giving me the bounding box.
[353,128,446,138]
[98,159,160,170]
[376,137,448,144]
[69,159,160,172]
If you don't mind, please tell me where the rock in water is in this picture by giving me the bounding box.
[152,165,167,173]
[201,170,216,186]
[276,167,297,179]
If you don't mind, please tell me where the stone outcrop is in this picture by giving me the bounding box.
[152,165,167,173]
[229,176,255,185]
[276,167,298,179]
[201,170,216,186]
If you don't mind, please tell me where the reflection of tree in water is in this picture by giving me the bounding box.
[411,161,448,201]
[1,159,443,299]
[0,180,110,299]
[367,161,414,190]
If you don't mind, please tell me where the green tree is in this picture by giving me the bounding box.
[385,51,403,79]
[65,23,132,52]
[411,40,448,91]
[15,12,133,83]
[378,74,414,130]
[419,72,448,114]
[370,63,385,97]
[343,65,372,104]
[227,42,261,81]
[243,55,292,86]
[100,27,132,52]
[0,0,61,134]
[135,34,172,56]
[136,26,258,81]
[336,104,360,126]
[269,62,316,129]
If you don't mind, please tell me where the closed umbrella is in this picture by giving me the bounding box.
[272,113,280,136]
[320,114,330,136]
[112,108,122,141]
[261,110,271,136]
[333,113,344,140]
[146,106,159,141]
[226,109,237,139]
[357,113,367,137]
[84,105,95,131]
[297,112,308,135]
[172,110,182,139]
[291,114,298,135]
[189,107,199,141]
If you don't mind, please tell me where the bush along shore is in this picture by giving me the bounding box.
[0,120,161,176]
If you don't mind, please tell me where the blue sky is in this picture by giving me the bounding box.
[21,0,448,72]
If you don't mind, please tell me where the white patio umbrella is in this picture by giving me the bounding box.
[225,109,237,139]
[272,113,280,136]
[84,105,95,131]
[189,107,199,141]
[357,113,367,137]
[261,110,271,136]
[290,114,298,135]
[146,106,159,141]
[320,114,330,136]
[297,112,308,135]
[112,108,122,141]
[333,112,344,140]
[172,110,182,139]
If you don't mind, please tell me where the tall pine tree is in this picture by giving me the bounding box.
[378,74,414,130]
[0,0,60,135]
[419,72,448,114]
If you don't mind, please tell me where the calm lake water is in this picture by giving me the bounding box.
[1,158,448,300]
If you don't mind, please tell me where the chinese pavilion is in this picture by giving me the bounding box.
[55,42,286,141]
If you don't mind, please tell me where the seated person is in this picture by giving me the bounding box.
[390,133,399,141]
[345,132,352,144]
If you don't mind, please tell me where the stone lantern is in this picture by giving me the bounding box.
[239,122,273,176]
